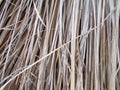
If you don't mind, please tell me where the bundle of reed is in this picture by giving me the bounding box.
[0,0,120,90]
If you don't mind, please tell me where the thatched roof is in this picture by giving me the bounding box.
[0,0,120,90]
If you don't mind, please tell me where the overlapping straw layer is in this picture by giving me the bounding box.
[0,0,120,90]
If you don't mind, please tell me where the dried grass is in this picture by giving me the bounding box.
[0,0,120,90]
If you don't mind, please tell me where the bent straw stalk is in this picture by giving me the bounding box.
[0,0,120,90]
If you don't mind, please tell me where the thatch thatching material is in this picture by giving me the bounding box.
[0,0,120,90]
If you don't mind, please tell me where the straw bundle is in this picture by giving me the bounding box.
[0,0,120,90]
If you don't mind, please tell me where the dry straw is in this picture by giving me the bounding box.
[0,0,120,90]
